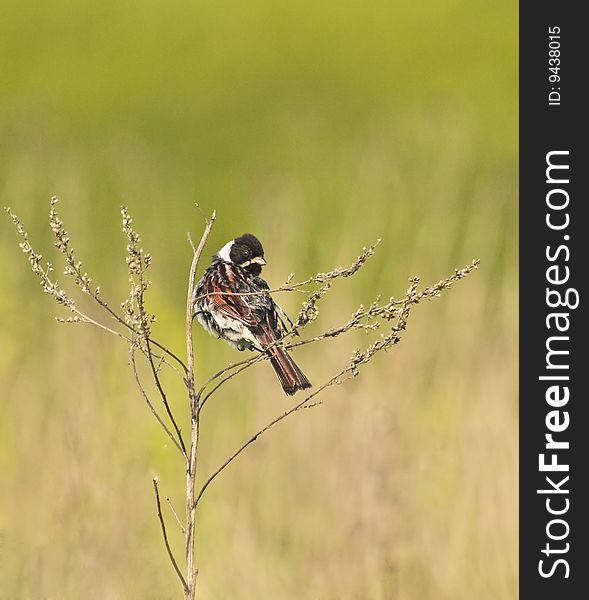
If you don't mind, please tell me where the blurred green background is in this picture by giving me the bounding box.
[0,1,517,598]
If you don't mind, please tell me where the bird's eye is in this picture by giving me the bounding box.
[243,248,250,256]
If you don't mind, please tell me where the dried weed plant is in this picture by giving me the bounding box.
[6,198,479,600]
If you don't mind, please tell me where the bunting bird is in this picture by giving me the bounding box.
[193,233,311,395]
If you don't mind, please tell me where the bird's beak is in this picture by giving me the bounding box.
[251,256,267,266]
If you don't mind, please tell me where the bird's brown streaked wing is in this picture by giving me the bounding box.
[206,264,262,328]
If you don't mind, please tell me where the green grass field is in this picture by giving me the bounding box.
[1,1,517,598]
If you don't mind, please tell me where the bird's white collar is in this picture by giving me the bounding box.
[217,240,234,263]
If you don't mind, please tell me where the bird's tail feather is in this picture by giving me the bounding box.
[267,346,312,396]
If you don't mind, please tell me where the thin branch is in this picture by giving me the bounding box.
[187,232,196,253]
[59,310,185,381]
[68,307,135,341]
[196,355,262,401]
[194,380,332,508]
[130,347,185,456]
[166,496,186,535]
[144,346,187,457]
[148,339,188,373]
[153,478,188,593]
[198,353,266,410]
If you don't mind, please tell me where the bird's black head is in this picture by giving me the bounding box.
[219,233,266,275]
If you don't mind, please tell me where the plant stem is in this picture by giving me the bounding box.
[184,211,215,600]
